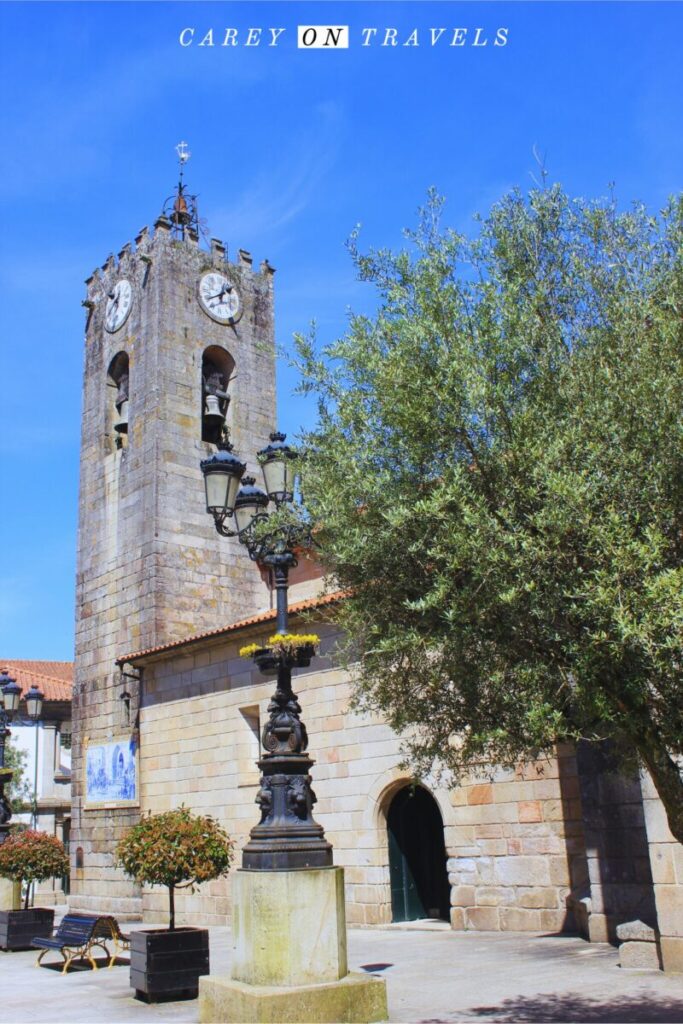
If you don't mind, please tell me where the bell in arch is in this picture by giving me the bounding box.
[114,399,129,435]
[204,394,225,432]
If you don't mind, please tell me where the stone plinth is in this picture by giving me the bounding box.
[232,867,347,987]
[200,867,387,1023]
[199,973,388,1024]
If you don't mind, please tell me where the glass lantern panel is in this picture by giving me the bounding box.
[205,470,231,512]
[226,473,242,514]
[262,457,288,498]
[2,685,21,713]
[26,694,43,719]
[235,501,260,535]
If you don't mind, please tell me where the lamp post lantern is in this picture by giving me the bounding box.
[201,432,332,870]
[25,686,44,829]
[0,671,23,842]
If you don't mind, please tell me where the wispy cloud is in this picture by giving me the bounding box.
[207,101,344,250]
[0,35,266,198]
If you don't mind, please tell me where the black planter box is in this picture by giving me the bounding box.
[130,927,209,1002]
[0,908,55,951]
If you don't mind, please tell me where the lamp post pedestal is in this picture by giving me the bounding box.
[199,867,387,1024]
[243,753,332,871]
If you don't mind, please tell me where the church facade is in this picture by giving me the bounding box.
[70,183,683,972]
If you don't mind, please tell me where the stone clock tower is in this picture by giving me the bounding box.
[70,150,276,916]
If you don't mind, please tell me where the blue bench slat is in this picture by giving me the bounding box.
[32,915,101,950]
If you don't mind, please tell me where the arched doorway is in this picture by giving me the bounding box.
[387,785,450,922]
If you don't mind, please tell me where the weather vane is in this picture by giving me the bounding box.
[176,140,191,174]
[163,141,199,240]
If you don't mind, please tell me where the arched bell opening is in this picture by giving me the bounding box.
[107,351,130,451]
[386,784,450,923]
[202,346,235,444]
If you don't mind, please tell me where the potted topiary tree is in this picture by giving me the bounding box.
[116,806,233,1002]
[0,830,69,950]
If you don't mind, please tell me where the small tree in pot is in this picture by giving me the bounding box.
[116,807,233,1001]
[0,830,69,950]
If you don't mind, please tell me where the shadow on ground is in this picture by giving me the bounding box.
[40,955,129,974]
[425,992,683,1023]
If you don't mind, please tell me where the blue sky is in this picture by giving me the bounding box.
[1,1,681,659]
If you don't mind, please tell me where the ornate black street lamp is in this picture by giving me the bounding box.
[25,686,44,829]
[0,671,23,841]
[201,433,332,870]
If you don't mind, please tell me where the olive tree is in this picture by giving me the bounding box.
[295,186,683,839]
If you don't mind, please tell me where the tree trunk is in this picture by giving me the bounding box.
[636,734,683,845]
[24,882,30,911]
[608,686,683,846]
[169,885,175,931]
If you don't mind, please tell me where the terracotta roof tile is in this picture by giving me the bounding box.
[0,660,73,703]
[117,589,349,666]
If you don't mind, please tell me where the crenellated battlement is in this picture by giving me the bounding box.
[84,221,275,302]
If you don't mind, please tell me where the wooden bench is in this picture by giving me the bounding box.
[32,913,129,974]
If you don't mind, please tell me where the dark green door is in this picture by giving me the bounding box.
[387,786,450,923]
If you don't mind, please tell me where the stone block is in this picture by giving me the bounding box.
[495,857,550,887]
[476,839,507,856]
[660,936,683,973]
[642,798,675,844]
[548,856,572,886]
[540,910,568,933]
[619,941,662,971]
[475,887,514,907]
[467,784,493,805]
[518,801,542,823]
[499,907,542,932]
[616,919,658,943]
[465,907,500,931]
[588,913,611,943]
[199,972,388,1023]
[474,824,504,839]
[516,887,558,910]
[450,907,465,929]
[450,885,475,907]
[653,884,683,938]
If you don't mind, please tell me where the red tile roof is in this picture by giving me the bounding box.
[0,660,73,703]
[117,589,349,666]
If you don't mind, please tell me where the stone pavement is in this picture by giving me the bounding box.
[1,921,682,1024]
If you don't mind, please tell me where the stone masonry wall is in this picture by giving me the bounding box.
[133,620,589,934]
[71,222,275,917]
[446,748,586,933]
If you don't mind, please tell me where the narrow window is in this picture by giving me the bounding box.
[238,705,261,786]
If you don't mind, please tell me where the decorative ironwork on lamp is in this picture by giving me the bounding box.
[200,433,331,870]
[0,671,23,840]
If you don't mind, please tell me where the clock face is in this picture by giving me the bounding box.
[198,272,241,324]
[104,279,133,333]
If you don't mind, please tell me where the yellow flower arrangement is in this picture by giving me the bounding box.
[268,633,320,648]
[239,634,320,659]
[239,643,261,658]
